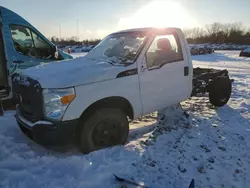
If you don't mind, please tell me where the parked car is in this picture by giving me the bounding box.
[189,44,214,55]
[71,46,84,53]
[82,45,96,52]
[239,48,250,57]
[189,45,199,55]
[198,46,206,54]
[204,45,214,54]
[82,46,90,52]
[11,26,233,153]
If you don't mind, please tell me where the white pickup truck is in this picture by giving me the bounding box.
[0,7,232,154]
[12,27,232,153]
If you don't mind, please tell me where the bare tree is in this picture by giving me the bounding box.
[205,22,223,36]
[182,28,193,39]
[184,22,250,44]
[51,36,59,44]
[192,27,205,38]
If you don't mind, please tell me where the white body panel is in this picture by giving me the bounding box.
[137,29,193,114]
[138,58,190,114]
[22,57,134,88]
[63,73,142,121]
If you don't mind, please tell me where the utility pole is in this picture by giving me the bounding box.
[59,24,62,39]
[77,20,79,42]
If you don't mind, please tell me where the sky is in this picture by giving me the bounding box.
[1,0,250,40]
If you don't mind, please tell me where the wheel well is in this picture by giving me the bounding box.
[79,96,134,122]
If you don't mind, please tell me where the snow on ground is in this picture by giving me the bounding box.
[0,51,250,188]
[70,52,88,58]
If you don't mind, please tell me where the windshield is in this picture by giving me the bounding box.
[85,32,146,64]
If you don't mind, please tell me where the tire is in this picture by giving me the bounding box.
[77,108,129,154]
[208,77,232,107]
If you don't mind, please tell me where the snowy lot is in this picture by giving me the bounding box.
[70,52,88,58]
[0,51,249,188]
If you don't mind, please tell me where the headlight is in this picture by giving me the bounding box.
[43,88,75,120]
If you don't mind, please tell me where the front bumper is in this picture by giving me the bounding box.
[15,105,78,146]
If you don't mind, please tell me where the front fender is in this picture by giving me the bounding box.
[62,75,142,121]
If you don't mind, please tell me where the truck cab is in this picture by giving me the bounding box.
[13,26,193,153]
[0,6,72,99]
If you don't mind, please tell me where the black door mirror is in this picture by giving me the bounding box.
[50,46,58,60]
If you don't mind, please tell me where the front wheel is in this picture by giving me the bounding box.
[208,77,232,107]
[77,108,129,154]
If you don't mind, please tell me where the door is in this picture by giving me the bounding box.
[138,31,190,114]
[0,24,8,89]
[0,6,58,74]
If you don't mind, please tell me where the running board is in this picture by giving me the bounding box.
[0,89,10,116]
[0,99,3,116]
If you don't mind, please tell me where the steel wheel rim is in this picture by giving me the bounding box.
[92,118,121,148]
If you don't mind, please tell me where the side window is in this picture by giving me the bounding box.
[30,31,54,59]
[10,25,54,60]
[10,25,34,56]
[145,34,183,69]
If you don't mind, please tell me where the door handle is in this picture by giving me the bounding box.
[13,60,24,64]
[184,66,189,76]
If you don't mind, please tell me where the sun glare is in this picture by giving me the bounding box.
[117,1,195,30]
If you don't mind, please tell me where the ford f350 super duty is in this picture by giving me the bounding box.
[0,7,232,153]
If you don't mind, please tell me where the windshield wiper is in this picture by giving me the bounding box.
[102,57,134,66]
[118,57,134,66]
[101,58,117,66]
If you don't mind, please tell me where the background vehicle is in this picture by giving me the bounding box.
[188,44,215,55]
[197,45,206,54]
[239,47,250,57]
[12,27,232,154]
[0,6,73,100]
[82,45,96,52]
[189,45,199,55]
[204,45,214,54]
[70,45,84,53]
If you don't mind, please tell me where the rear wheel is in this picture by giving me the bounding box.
[208,77,232,107]
[77,108,129,154]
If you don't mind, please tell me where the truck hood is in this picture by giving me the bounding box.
[20,57,132,88]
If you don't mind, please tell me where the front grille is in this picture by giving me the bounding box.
[12,73,44,122]
[19,104,38,123]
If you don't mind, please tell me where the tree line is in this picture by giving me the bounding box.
[51,36,101,46]
[183,22,250,44]
[50,22,250,46]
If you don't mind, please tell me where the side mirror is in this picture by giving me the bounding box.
[54,51,59,59]
[51,46,58,59]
